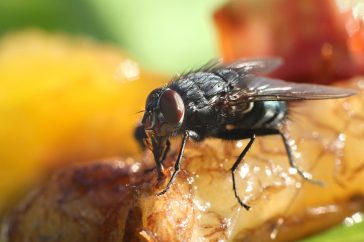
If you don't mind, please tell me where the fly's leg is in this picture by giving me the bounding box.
[155,139,171,180]
[279,132,324,186]
[231,134,255,211]
[160,139,171,166]
[157,131,189,196]
[134,123,147,150]
[144,139,171,178]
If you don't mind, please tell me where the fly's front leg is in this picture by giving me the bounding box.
[279,131,324,186]
[157,131,189,196]
[143,139,170,178]
[160,139,171,165]
[155,139,171,180]
[231,134,255,210]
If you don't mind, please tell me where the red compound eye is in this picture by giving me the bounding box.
[159,89,185,130]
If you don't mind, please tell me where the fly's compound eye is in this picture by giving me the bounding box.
[158,89,185,135]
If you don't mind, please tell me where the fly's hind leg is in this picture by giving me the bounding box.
[279,131,324,186]
[231,134,256,211]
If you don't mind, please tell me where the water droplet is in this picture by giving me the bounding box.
[239,164,250,179]
[130,163,140,173]
[114,59,140,82]
[344,212,364,226]
[288,167,298,175]
[236,141,243,148]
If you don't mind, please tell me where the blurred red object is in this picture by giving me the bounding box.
[214,0,364,84]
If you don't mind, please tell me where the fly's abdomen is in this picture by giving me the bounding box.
[259,101,288,127]
[235,101,288,129]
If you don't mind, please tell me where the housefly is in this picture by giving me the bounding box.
[141,58,356,210]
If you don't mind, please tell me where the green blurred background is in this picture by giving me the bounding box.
[0,0,226,73]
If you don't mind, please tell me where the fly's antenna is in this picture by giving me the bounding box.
[130,109,145,118]
[131,109,145,116]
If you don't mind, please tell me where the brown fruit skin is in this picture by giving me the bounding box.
[3,161,145,242]
[2,160,196,242]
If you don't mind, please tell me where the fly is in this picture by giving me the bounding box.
[141,58,356,210]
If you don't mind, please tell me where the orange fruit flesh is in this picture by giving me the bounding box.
[0,30,165,215]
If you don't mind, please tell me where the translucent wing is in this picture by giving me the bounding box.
[225,57,283,74]
[193,57,282,74]
[178,58,356,103]
[227,74,357,104]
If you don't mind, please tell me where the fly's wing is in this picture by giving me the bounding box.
[227,74,357,105]
[225,57,283,74]
[177,58,355,104]
[195,57,282,74]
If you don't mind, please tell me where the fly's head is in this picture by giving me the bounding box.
[143,87,185,136]
[142,88,185,160]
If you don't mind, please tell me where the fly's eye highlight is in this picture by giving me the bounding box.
[159,89,185,128]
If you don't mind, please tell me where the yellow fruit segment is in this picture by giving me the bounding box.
[0,30,165,215]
